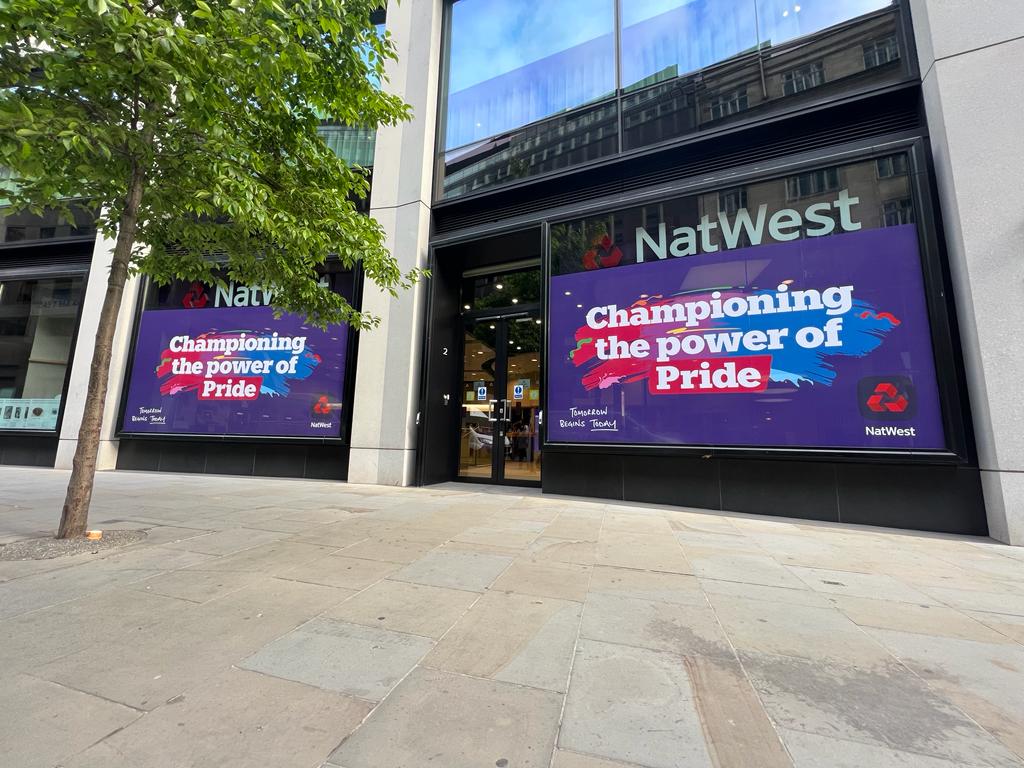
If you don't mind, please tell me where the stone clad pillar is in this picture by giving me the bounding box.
[347,0,444,485]
[55,233,142,471]
[910,1,1024,543]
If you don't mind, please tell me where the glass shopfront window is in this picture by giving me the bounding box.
[120,269,354,440]
[547,153,947,452]
[439,0,908,199]
[1,206,96,243]
[445,0,616,150]
[441,0,618,198]
[0,275,85,430]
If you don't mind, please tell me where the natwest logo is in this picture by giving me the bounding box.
[583,234,623,270]
[858,376,917,421]
[181,282,209,309]
[312,395,341,416]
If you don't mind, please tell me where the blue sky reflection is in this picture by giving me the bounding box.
[445,0,894,149]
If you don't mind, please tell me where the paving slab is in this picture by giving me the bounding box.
[193,539,337,574]
[828,594,1013,643]
[684,546,807,589]
[0,588,187,674]
[35,578,351,710]
[865,628,1024,760]
[687,654,793,768]
[0,674,140,768]
[328,666,562,768]
[779,728,994,767]
[741,650,1024,768]
[581,592,733,659]
[0,564,158,621]
[552,751,645,768]
[130,568,261,603]
[559,639,714,768]
[698,576,834,608]
[425,590,581,692]
[543,514,603,542]
[787,566,940,605]
[325,578,478,638]
[163,527,287,556]
[596,531,691,573]
[278,553,400,589]
[709,593,894,668]
[453,524,541,549]
[241,617,433,701]
[63,667,372,768]
[588,565,706,606]
[390,549,513,591]
[966,610,1024,644]
[490,558,592,601]
[922,583,1024,616]
[335,536,437,564]
[527,536,599,565]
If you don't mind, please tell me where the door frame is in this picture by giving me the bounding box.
[457,306,541,487]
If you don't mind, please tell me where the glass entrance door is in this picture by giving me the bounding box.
[458,312,542,484]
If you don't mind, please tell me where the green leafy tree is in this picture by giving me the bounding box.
[0,0,415,538]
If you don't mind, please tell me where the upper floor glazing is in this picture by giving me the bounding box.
[438,0,912,201]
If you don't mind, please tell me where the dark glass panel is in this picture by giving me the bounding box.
[461,268,541,312]
[1,206,96,244]
[0,276,85,430]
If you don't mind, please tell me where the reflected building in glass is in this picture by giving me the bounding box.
[439,0,905,198]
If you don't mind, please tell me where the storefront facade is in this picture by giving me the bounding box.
[409,0,988,536]
[3,0,1023,543]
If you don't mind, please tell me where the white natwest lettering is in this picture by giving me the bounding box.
[213,275,330,308]
[635,189,861,262]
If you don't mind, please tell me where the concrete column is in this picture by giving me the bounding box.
[347,0,444,485]
[910,1,1024,543]
[56,233,142,471]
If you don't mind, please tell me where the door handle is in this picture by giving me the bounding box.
[487,399,499,422]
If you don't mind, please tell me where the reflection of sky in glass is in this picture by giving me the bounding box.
[446,0,615,148]
[622,0,893,88]
[445,0,892,148]
[449,0,614,92]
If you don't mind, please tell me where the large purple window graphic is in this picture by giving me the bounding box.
[121,275,351,439]
[547,158,948,451]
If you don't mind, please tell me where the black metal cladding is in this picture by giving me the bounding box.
[433,88,921,236]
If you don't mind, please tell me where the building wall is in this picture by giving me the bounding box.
[910,0,1024,544]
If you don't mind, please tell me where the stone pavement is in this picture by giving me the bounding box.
[2,468,1024,768]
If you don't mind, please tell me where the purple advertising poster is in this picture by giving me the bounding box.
[121,286,349,438]
[548,225,947,450]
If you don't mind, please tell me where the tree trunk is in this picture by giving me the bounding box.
[57,168,146,539]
